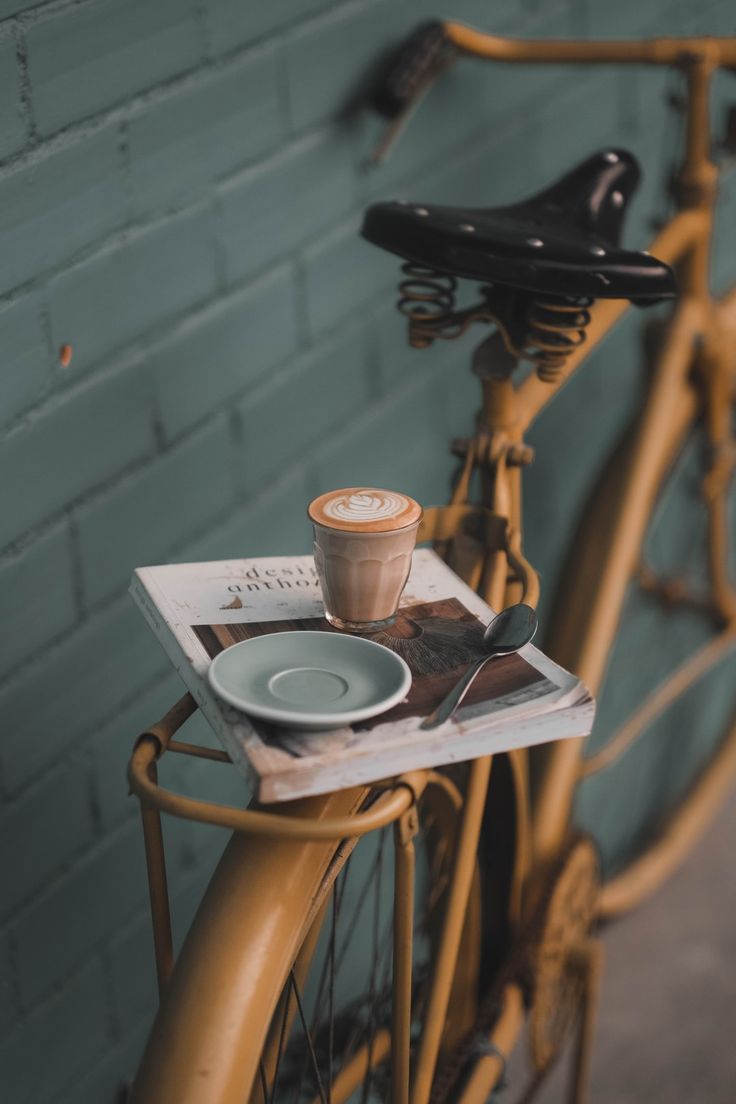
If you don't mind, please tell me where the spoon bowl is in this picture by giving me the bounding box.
[481,602,538,655]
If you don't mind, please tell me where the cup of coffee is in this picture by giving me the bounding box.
[308,487,422,632]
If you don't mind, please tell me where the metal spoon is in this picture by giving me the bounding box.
[420,603,538,730]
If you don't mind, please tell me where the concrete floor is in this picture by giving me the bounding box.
[506,790,736,1103]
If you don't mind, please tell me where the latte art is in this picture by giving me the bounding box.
[324,492,406,524]
[308,486,422,534]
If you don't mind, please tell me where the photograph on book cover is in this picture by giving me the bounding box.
[131,550,594,802]
[194,596,551,733]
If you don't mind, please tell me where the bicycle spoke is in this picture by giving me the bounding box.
[270,974,296,1104]
[291,863,352,1104]
[259,1060,270,1104]
[335,834,387,978]
[292,969,329,1104]
[262,791,458,1104]
[327,893,336,1104]
[359,828,386,1104]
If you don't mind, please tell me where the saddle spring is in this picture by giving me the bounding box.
[395,262,593,380]
[397,262,458,347]
[522,297,593,382]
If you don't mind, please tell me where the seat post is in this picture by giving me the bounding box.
[470,334,528,598]
[473,333,519,437]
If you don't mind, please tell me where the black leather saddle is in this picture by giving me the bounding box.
[361,150,677,302]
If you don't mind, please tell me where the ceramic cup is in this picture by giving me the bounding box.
[307,487,422,632]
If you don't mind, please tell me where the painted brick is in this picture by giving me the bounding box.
[48,208,218,376]
[109,865,216,1032]
[205,0,330,57]
[0,33,25,160]
[153,264,300,440]
[77,417,236,605]
[371,308,493,475]
[0,929,14,1034]
[236,323,371,495]
[91,670,183,831]
[145,722,238,870]
[0,598,166,793]
[26,0,202,136]
[372,299,425,391]
[370,277,488,430]
[0,523,76,681]
[582,0,680,36]
[286,0,565,137]
[359,42,549,200]
[614,66,673,245]
[0,962,109,1104]
[534,69,623,185]
[164,743,247,866]
[713,176,736,295]
[178,467,314,561]
[0,125,126,296]
[0,293,50,427]
[53,1020,150,1104]
[0,2,43,16]
[13,819,147,1004]
[0,360,154,550]
[710,0,736,33]
[129,48,282,216]
[525,312,647,624]
[286,0,409,134]
[311,369,453,508]
[0,757,93,921]
[302,217,396,337]
[219,129,359,285]
[396,116,536,213]
[154,702,259,867]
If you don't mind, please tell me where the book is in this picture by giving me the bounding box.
[129,550,594,803]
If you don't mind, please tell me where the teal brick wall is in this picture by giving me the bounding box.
[1,1,734,1101]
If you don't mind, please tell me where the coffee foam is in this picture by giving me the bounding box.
[308,487,422,533]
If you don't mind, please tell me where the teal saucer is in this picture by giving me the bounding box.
[207,631,412,730]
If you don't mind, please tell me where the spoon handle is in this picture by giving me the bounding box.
[420,653,494,730]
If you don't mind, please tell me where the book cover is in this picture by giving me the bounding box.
[130,550,594,802]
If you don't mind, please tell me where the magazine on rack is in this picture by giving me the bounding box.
[129,550,595,803]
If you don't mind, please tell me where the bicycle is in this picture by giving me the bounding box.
[127,21,736,1104]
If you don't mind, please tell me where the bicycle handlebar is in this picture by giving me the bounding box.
[372,20,736,159]
[443,22,736,67]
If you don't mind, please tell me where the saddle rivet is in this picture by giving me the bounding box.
[591,247,606,256]
[459,223,476,232]
[611,191,624,208]
[415,207,429,217]
[527,237,544,248]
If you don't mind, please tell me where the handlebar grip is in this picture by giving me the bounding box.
[372,20,456,119]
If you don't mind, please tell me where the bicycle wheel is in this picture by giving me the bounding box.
[542,403,736,892]
[130,767,504,1104]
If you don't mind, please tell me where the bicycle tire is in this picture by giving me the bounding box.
[129,771,494,1104]
[540,394,736,894]
[129,787,365,1104]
